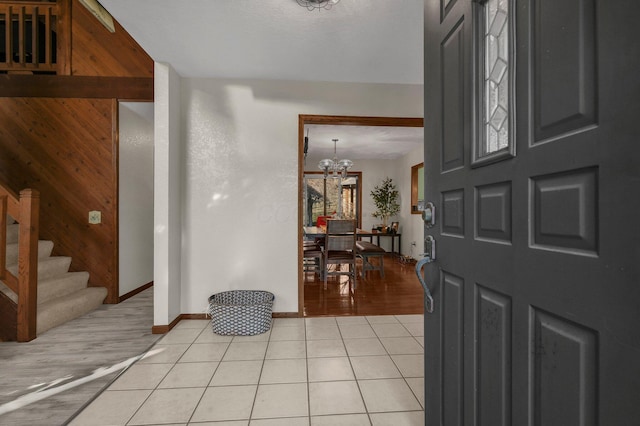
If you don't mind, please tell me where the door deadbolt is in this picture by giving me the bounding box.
[422,202,436,228]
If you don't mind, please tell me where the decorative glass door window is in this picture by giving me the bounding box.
[474,0,515,165]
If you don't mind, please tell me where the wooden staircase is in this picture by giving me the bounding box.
[1,220,107,337]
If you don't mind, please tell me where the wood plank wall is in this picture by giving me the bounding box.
[0,97,119,303]
[0,0,154,303]
[71,0,153,77]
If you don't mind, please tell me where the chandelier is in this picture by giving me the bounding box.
[318,139,353,179]
[296,0,341,11]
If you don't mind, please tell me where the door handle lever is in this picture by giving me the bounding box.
[415,256,435,314]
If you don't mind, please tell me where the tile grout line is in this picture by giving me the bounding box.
[184,322,223,425]
[124,333,190,426]
[339,317,374,424]
[245,326,269,423]
[394,315,425,409]
[304,318,312,426]
[121,321,215,425]
[132,322,212,425]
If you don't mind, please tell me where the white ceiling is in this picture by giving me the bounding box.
[100,0,424,157]
[305,124,423,160]
[100,0,423,84]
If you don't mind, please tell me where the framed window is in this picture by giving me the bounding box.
[472,0,515,166]
[303,172,362,227]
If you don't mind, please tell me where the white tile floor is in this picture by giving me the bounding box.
[69,315,425,426]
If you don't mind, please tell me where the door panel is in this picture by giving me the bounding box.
[531,167,598,254]
[442,271,464,426]
[475,181,511,243]
[476,285,511,426]
[423,0,640,424]
[442,18,466,172]
[442,189,465,236]
[533,0,597,141]
[531,309,598,426]
[441,0,459,21]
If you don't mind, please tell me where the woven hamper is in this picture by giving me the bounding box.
[207,290,274,335]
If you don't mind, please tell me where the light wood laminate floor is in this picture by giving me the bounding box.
[0,288,160,426]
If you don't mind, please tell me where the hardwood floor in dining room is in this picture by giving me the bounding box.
[303,255,425,316]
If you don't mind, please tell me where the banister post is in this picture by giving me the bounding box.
[56,0,71,75]
[17,189,39,342]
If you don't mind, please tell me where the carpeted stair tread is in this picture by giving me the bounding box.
[5,240,54,265]
[36,287,108,335]
[6,256,72,281]
[0,271,89,305]
[38,271,91,305]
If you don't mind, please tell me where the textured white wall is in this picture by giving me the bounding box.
[177,78,423,314]
[154,62,183,325]
[396,144,425,258]
[118,102,154,296]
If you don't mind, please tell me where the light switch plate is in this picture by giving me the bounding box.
[88,210,101,224]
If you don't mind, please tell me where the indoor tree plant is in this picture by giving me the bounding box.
[370,177,400,231]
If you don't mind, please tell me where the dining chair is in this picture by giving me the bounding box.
[322,219,357,290]
[303,242,323,279]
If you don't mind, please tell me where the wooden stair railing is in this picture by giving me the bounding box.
[0,0,69,74]
[0,183,39,342]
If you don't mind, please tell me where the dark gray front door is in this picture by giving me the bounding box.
[423,0,640,424]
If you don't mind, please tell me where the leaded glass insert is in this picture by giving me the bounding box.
[482,0,510,156]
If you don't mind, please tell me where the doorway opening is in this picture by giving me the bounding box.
[297,114,424,316]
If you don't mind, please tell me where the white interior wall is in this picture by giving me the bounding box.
[396,144,425,258]
[176,78,423,315]
[118,102,154,296]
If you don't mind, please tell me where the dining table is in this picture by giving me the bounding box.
[303,226,402,256]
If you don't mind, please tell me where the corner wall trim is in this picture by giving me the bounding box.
[273,312,299,318]
[151,314,181,334]
[181,314,209,320]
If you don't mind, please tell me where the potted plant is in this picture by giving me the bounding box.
[370,177,400,231]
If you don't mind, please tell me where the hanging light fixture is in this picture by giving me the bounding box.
[318,139,353,179]
[296,0,340,11]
